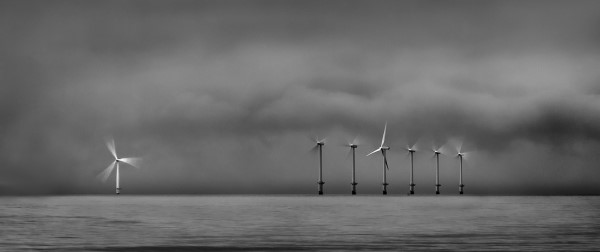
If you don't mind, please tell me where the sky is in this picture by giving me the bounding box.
[1,0,599,195]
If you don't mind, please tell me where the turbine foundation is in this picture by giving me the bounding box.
[351,182,357,195]
[459,184,465,194]
[409,183,416,194]
[382,183,389,195]
[317,181,324,195]
[116,188,120,195]
[435,184,441,195]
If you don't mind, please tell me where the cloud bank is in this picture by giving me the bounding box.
[1,0,599,194]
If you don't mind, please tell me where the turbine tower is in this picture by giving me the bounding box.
[345,137,359,195]
[458,152,465,194]
[311,137,326,195]
[98,137,142,194]
[434,150,441,194]
[407,146,416,194]
[432,146,443,195]
[453,139,471,195]
[367,123,391,195]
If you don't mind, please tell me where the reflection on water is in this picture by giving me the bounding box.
[1,196,599,251]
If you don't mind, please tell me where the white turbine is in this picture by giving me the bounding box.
[405,143,418,195]
[97,137,142,194]
[345,136,360,195]
[311,137,326,195]
[367,123,391,195]
[453,139,472,195]
[431,143,447,195]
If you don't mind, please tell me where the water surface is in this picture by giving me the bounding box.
[1,196,599,251]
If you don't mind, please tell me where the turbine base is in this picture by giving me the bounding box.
[352,190,356,195]
[382,183,389,195]
[317,182,324,195]
[116,188,121,195]
[410,190,414,194]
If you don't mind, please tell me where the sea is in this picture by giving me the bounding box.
[1,195,599,251]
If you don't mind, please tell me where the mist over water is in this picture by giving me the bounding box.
[1,196,599,251]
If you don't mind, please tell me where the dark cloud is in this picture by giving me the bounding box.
[1,0,600,195]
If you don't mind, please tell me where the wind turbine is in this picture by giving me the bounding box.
[367,123,391,195]
[311,137,326,195]
[405,143,418,195]
[453,140,471,195]
[458,152,465,194]
[97,137,142,194]
[345,137,360,195]
[431,144,446,195]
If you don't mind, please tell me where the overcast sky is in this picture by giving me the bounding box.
[1,0,599,195]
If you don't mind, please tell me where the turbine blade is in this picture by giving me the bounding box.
[352,135,360,146]
[308,144,319,155]
[438,144,451,156]
[120,157,143,169]
[97,161,116,183]
[456,139,464,154]
[380,122,387,147]
[383,151,389,170]
[409,136,421,151]
[462,151,475,161]
[411,144,419,151]
[105,137,117,159]
[341,136,352,147]
[367,148,381,156]
[306,134,318,143]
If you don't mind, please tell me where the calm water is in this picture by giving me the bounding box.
[1,196,599,251]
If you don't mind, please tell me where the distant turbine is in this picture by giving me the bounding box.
[311,137,326,195]
[454,140,471,195]
[367,123,391,195]
[431,144,446,195]
[345,136,360,195]
[405,144,417,195]
[97,137,142,194]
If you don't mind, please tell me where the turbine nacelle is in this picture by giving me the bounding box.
[408,149,416,153]
[434,150,441,155]
[381,146,390,151]
[317,142,325,146]
[350,144,357,148]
